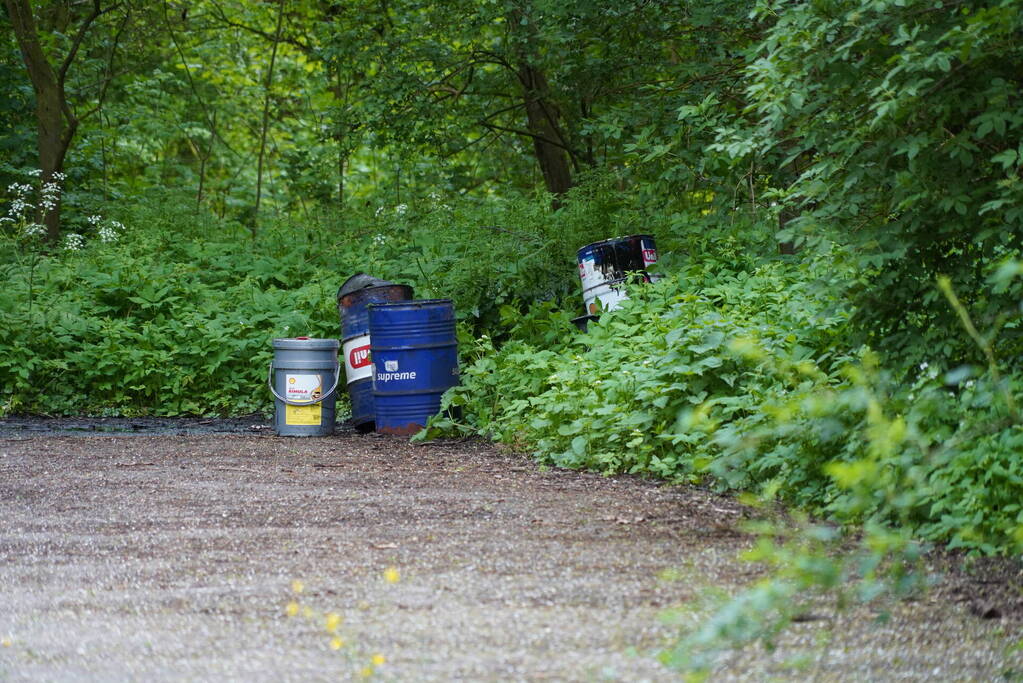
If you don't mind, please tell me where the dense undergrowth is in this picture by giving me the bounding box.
[427,248,1023,557]
[0,184,660,416]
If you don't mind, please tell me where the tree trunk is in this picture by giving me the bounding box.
[254,0,287,235]
[776,148,814,255]
[35,79,71,240]
[517,63,573,200]
[508,6,573,202]
[5,0,75,240]
[6,0,102,240]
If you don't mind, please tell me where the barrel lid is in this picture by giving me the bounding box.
[272,337,340,350]
[577,234,655,255]
[337,273,397,301]
[339,283,414,308]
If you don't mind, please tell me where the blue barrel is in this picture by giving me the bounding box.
[368,299,459,435]
[337,277,413,432]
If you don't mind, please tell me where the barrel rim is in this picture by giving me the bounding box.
[576,234,655,255]
[339,283,414,306]
[272,337,340,350]
[342,331,372,344]
[367,298,453,310]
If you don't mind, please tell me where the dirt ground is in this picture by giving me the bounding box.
[0,420,1021,681]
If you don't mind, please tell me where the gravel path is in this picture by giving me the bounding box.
[0,432,1019,681]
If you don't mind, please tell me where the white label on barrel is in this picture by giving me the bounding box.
[342,335,372,384]
[642,247,658,266]
[286,373,322,402]
[579,258,604,290]
[586,284,630,314]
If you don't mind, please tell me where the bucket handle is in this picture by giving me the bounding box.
[267,361,342,406]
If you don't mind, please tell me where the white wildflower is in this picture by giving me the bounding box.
[23,224,45,239]
[98,224,119,243]
[27,169,42,177]
[62,232,85,251]
[374,206,385,218]
[373,233,387,245]
[394,203,407,216]
[88,214,103,226]
[40,179,61,211]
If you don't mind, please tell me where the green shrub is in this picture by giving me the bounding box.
[429,248,1023,554]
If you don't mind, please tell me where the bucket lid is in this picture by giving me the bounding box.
[272,337,340,350]
[337,273,397,300]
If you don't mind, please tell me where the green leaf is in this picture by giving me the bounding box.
[992,149,1018,169]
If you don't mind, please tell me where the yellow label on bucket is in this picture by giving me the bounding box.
[286,402,322,426]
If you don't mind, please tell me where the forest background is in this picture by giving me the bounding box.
[2,0,1022,668]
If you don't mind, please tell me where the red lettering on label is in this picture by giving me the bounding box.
[349,345,371,369]
[642,248,658,264]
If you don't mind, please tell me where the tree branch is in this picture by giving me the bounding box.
[478,120,576,155]
[206,0,312,54]
[161,0,240,159]
[254,0,287,231]
[79,6,130,122]
[58,0,108,84]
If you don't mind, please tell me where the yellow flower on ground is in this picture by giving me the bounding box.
[325,612,342,633]
[291,579,304,594]
[1,638,11,647]
[285,601,300,617]
[371,654,386,666]
[383,566,400,584]
[329,636,344,650]
[302,606,314,618]
[358,666,374,678]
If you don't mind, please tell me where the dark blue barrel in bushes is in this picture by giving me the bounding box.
[337,275,413,433]
[368,299,459,435]
[577,234,658,315]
